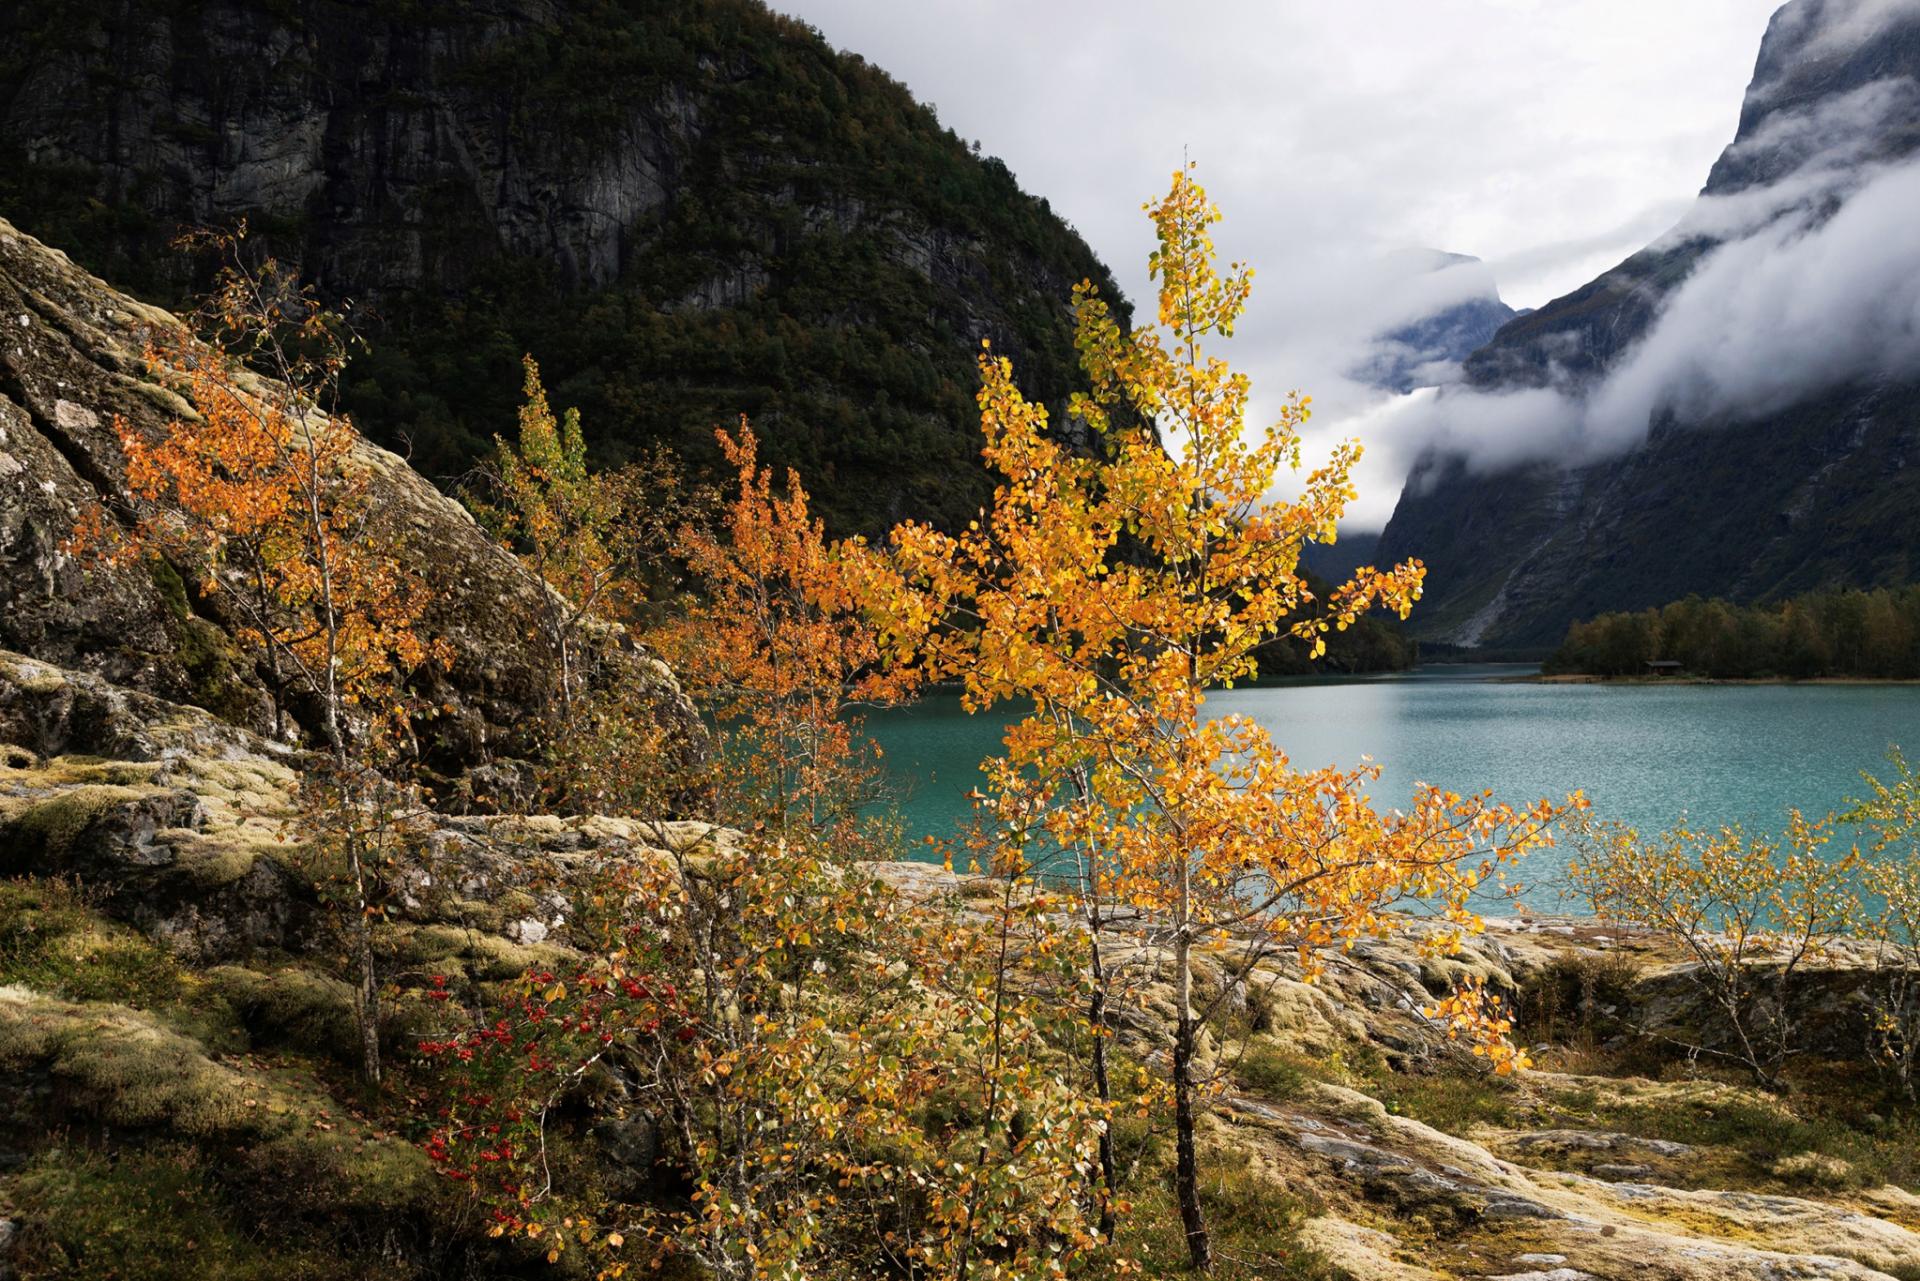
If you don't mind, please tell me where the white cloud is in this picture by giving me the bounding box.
[775,0,1784,528]
[1587,151,1920,444]
[1362,133,1920,485]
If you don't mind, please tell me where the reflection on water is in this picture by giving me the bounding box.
[864,665,1920,912]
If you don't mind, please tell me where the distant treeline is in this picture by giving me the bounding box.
[1545,587,1920,679]
[1255,582,1417,677]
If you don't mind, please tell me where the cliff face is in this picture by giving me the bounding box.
[0,215,695,779]
[0,0,1125,536]
[1378,0,1920,648]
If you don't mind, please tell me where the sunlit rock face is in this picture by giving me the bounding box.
[1378,0,1920,649]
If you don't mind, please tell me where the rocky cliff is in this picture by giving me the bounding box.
[0,214,695,782]
[0,0,1126,536]
[1377,0,1920,648]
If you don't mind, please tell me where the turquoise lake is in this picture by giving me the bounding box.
[863,665,1920,912]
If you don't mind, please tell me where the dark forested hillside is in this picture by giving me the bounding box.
[0,0,1126,534]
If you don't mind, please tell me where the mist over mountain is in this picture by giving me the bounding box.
[1376,0,1920,647]
[1349,251,1518,395]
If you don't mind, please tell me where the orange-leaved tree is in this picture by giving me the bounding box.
[96,231,441,749]
[655,421,914,844]
[877,165,1575,1268]
[418,418,1105,1280]
[78,226,448,1084]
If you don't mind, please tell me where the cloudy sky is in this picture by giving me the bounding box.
[774,0,1790,526]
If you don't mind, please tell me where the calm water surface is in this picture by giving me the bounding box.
[864,665,1920,911]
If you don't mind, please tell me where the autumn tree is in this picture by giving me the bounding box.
[1569,812,1858,1090]
[470,356,640,719]
[876,166,1569,1268]
[79,226,447,1084]
[653,421,912,845]
[1842,750,1920,1098]
[419,421,1105,1280]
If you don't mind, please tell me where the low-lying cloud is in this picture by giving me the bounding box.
[1319,70,1920,514]
[1590,151,1920,440]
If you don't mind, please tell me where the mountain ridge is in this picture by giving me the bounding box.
[0,0,1127,536]
[1377,0,1920,647]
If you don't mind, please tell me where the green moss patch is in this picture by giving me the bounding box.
[204,964,357,1062]
[1234,1040,1316,1104]
[1532,1065,1920,1194]
[4,1144,343,1281]
[0,878,184,1006]
[0,783,160,864]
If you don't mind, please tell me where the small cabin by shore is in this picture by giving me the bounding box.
[1643,659,1684,676]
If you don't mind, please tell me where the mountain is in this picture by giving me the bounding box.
[1350,251,1517,394]
[0,0,1126,535]
[1376,0,1920,648]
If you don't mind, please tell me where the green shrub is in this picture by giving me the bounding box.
[1235,1041,1315,1103]
[1518,951,1642,1048]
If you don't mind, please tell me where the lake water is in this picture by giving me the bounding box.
[864,666,1920,912]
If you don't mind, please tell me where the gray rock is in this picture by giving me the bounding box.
[0,783,204,875]
[1591,1163,1655,1181]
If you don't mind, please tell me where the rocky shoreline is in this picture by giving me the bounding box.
[5,645,1918,1279]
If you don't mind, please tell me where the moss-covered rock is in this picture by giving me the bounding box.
[0,783,202,872]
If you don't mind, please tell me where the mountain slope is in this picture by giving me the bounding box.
[0,0,1126,535]
[1351,251,1517,394]
[1377,0,1920,648]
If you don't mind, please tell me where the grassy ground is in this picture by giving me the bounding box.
[1089,1113,1337,1281]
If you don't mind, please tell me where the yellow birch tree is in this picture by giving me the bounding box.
[876,165,1572,1268]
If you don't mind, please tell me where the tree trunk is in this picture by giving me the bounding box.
[355,907,382,1085]
[1066,756,1121,1238]
[1172,930,1211,1270]
[1088,958,1119,1241]
[347,820,382,1086]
